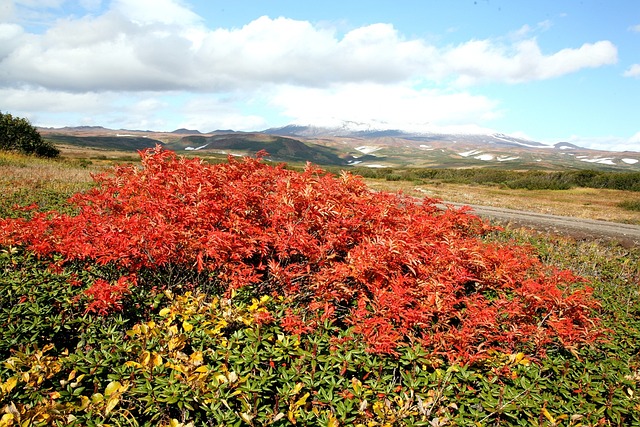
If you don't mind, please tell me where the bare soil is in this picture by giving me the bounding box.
[444,202,640,248]
[364,179,640,247]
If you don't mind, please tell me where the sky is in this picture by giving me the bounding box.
[1,0,639,151]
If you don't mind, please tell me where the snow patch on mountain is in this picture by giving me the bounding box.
[185,143,210,151]
[355,146,382,155]
[579,157,616,165]
[458,150,482,157]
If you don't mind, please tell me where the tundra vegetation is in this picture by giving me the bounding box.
[0,146,639,426]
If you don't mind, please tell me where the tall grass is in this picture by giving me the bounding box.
[335,167,640,191]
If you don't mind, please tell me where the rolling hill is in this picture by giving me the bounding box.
[38,125,640,171]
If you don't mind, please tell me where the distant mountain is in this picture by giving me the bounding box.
[171,128,201,135]
[554,142,582,150]
[44,134,162,151]
[176,133,347,165]
[37,124,640,171]
[265,125,552,149]
[264,124,408,139]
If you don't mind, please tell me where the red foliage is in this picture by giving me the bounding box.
[84,275,136,315]
[0,146,602,362]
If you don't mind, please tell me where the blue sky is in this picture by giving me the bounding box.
[1,0,639,150]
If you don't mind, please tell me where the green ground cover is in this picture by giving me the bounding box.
[0,148,639,426]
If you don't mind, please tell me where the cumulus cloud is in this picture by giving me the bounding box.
[0,7,619,93]
[270,83,500,133]
[442,39,617,86]
[624,64,640,78]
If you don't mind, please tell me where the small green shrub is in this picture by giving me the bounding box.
[618,199,640,212]
[0,112,59,158]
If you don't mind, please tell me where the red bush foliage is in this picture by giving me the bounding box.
[0,146,601,362]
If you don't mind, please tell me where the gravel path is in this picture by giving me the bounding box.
[445,202,640,248]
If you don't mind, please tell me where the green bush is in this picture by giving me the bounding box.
[0,112,59,158]
[354,167,640,192]
[618,199,640,212]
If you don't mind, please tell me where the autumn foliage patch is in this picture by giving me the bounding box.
[0,146,600,362]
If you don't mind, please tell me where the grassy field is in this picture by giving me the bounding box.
[1,147,639,426]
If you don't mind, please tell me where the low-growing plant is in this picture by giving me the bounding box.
[0,258,638,426]
[0,146,601,363]
[3,147,637,426]
[618,199,640,212]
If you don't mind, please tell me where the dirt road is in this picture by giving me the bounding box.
[446,202,640,248]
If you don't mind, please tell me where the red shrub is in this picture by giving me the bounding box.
[0,146,602,362]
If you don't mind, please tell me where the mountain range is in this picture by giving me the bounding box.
[38,124,640,171]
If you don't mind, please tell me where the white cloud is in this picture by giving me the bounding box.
[0,1,16,21]
[270,83,499,133]
[0,87,114,113]
[0,11,620,93]
[112,0,202,26]
[629,24,640,32]
[442,39,617,86]
[564,134,640,152]
[623,64,640,78]
[178,95,269,132]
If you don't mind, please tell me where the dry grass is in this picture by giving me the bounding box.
[0,151,98,197]
[365,179,640,225]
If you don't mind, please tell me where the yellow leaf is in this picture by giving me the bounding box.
[240,413,254,423]
[92,393,104,404]
[140,351,151,367]
[292,382,303,396]
[159,308,171,317]
[195,366,208,373]
[287,410,296,424]
[77,395,90,411]
[105,396,119,415]
[327,414,340,427]
[352,378,361,395]
[124,361,142,369]
[541,407,556,424]
[1,376,17,394]
[0,414,14,427]
[294,392,310,408]
[190,351,204,365]
[168,336,185,351]
[151,353,163,367]
[183,321,193,332]
[105,381,122,397]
